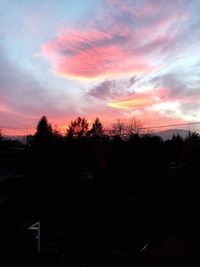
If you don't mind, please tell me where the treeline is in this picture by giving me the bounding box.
[1,116,200,263]
[1,116,200,169]
[30,115,145,146]
[26,115,200,187]
[27,116,200,263]
[0,129,25,151]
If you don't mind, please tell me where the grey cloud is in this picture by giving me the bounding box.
[151,72,200,99]
[180,102,200,113]
[88,81,114,100]
[88,76,137,100]
[128,76,136,87]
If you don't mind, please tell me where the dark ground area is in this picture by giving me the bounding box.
[0,129,200,266]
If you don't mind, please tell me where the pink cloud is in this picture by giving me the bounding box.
[42,28,152,79]
[41,0,188,80]
[0,103,10,113]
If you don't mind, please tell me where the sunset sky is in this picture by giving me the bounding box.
[0,0,200,135]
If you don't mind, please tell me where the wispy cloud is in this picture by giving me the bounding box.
[88,77,136,100]
[41,0,188,80]
[42,30,152,80]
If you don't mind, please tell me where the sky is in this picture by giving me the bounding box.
[0,0,200,135]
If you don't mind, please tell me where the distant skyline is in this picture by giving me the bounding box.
[0,0,200,135]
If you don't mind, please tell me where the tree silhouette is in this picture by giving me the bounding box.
[52,125,63,144]
[111,119,126,138]
[88,118,104,137]
[171,133,183,143]
[185,131,199,142]
[35,116,53,145]
[182,131,200,163]
[111,118,144,138]
[0,129,2,141]
[126,118,144,136]
[66,117,89,139]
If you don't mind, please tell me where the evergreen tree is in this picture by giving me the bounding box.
[88,118,104,137]
[66,117,89,139]
[35,116,53,145]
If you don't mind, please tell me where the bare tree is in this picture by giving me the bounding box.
[111,119,126,137]
[111,118,145,138]
[126,118,144,136]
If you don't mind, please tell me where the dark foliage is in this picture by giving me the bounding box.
[66,116,89,140]
[87,117,104,137]
[34,116,53,146]
[1,116,200,265]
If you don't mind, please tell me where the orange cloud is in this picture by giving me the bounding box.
[108,97,152,109]
[107,89,167,109]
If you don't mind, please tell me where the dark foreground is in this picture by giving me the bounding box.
[0,133,200,266]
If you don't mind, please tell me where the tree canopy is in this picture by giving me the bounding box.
[35,116,53,145]
[88,118,104,137]
[66,117,89,139]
